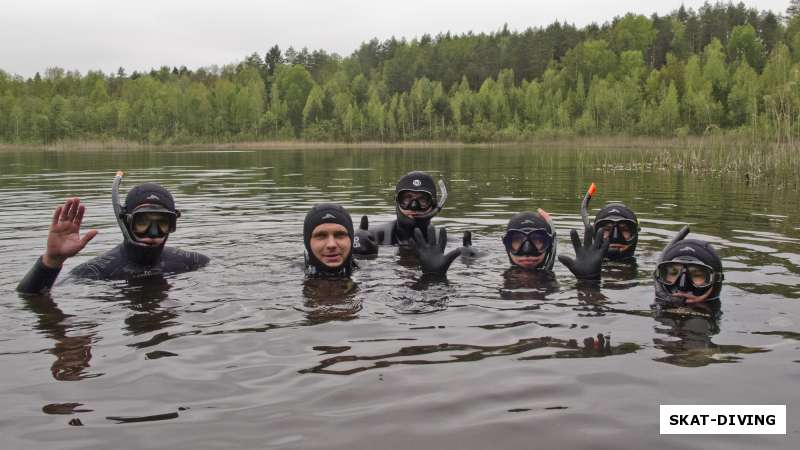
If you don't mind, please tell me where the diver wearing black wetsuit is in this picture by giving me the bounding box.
[652,226,724,311]
[559,184,641,280]
[494,210,561,295]
[303,203,356,278]
[593,203,640,262]
[501,210,558,272]
[17,174,208,294]
[351,171,461,275]
[353,171,447,250]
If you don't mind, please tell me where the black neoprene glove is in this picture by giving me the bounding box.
[352,215,379,256]
[558,226,609,280]
[411,224,462,274]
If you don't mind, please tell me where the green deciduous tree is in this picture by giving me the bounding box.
[611,14,657,55]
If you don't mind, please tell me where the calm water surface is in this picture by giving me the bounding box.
[0,147,798,449]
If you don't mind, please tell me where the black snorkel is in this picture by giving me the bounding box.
[662,225,691,257]
[655,226,690,310]
[653,225,694,308]
[112,170,147,248]
[580,182,596,231]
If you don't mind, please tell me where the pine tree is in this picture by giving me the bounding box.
[788,0,800,18]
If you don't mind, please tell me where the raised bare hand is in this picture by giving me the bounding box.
[42,198,98,268]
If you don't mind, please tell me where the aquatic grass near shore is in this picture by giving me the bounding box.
[582,136,800,188]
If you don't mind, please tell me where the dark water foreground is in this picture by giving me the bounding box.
[0,147,798,449]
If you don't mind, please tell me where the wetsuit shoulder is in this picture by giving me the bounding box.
[159,247,210,272]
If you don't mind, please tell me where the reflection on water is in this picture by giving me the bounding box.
[0,147,798,448]
[301,278,361,324]
[22,294,101,381]
[301,334,640,375]
[500,268,560,301]
[651,303,770,367]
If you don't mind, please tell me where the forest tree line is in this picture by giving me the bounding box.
[2,1,800,144]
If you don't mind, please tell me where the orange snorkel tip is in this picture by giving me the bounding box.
[581,182,597,229]
[537,207,551,221]
[587,182,596,199]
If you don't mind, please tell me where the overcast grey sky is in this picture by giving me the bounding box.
[0,0,790,77]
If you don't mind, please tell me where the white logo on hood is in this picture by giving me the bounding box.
[321,213,337,220]
[412,179,422,186]
[146,194,160,201]
[678,246,696,253]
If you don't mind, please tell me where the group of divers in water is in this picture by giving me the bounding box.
[17,170,725,322]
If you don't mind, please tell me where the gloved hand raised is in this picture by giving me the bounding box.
[558,226,609,280]
[352,215,378,256]
[411,224,461,274]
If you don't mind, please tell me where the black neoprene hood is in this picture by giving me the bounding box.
[395,171,437,201]
[125,183,176,212]
[303,203,355,277]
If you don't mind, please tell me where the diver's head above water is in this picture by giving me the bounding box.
[303,203,355,278]
[503,211,557,271]
[394,171,446,233]
[115,179,181,264]
[654,229,724,307]
[123,183,179,246]
[594,202,639,260]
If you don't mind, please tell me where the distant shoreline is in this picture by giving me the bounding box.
[0,136,738,152]
[2,136,797,187]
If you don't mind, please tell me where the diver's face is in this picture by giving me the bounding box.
[310,223,351,268]
[510,253,545,270]
[131,205,169,246]
[598,220,635,252]
[397,191,433,218]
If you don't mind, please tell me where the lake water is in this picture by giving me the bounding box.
[0,146,798,449]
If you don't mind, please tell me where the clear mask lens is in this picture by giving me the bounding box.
[505,229,552,255]
[397,191,433,210]
[132,212,173,237]
[657,262,713,288]
[596,219,637,243]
